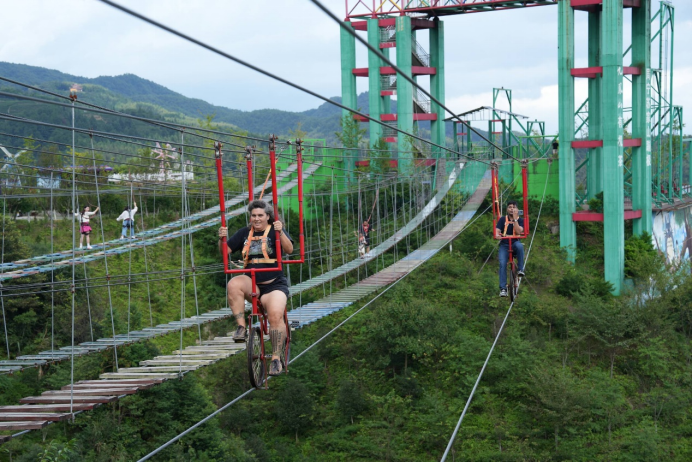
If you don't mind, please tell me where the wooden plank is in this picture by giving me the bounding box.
[0,404,98,412]
[155,354,229,360]
[0,421,49,431]
[140,360,215,366]
[118,366,200,373]
[0,413,70,422]
[20,396,117,404]
[75,378,165,386]
[99,372,180,380]
[44,388,138,396]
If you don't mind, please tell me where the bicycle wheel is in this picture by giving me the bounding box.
[281,310,291,373]
[509,263,519,302]
[247,324,266,389]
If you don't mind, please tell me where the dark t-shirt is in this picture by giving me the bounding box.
[227,226,293,283]
[496,216,524,245]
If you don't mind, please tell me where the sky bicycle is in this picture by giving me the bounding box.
[492,160,529,301]
[214,136,305,389]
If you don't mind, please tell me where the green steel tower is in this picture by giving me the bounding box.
[559,0,652,295]
[339,15,444,172]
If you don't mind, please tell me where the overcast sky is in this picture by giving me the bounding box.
[0,0,690,134]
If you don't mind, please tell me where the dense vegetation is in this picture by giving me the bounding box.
[0,181,690,461]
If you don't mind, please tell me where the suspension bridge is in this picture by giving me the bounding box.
[0,0,689,459]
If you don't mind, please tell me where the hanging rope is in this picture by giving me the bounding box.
[89,134,119,371]
[139,192,154,327]
[1,196,9,358]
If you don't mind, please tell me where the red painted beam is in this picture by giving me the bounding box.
[571,140,603,148]
[380,66,435,75]
[623,138,642,147]
[352,68,368,77]
[355,160,370,167]
[572,0,640,10]
[380,90,396,96]
[351,21,367,31]
[380,42,396,49]
[352,114,369,122]
[389,160,398,168]
[380,113,437,121]
[457,132,467,136]
[571,66,603,78]
[414,113,437,121]
[572,209,643,222]
[624,66,641,75]
[384,137,397,143]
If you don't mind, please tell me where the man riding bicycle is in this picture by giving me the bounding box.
[495,200,526,297]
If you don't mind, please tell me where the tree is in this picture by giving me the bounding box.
[336,379,368,424]
[335,113,366,149]
[275,378,313,443]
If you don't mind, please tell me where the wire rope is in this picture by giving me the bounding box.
[0,197,9,358]
[440,164,552,461]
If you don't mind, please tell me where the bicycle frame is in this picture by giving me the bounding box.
[492,160,528,297]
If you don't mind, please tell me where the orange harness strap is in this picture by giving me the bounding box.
[242,226,274,268]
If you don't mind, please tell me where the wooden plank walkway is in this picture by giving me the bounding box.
[0,167,490,444]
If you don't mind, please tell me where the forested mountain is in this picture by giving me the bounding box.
[0,62,485,143]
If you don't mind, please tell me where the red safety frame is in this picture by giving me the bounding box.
[492,161,529,297]
[214,136,305,384]
[492,160,529,241]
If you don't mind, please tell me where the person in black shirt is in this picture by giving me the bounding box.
[218,200,293,375]
[495,200,526,297]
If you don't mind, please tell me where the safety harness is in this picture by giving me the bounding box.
[500,217,518,238]
[242,226,277,267]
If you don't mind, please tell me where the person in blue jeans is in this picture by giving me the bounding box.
[116,201,138,239]
[496,200,525,297]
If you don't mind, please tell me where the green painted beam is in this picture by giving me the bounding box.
[396,16,414,172]
[587,10,603,200]
[368,19,383,146]
[558,0,576,262]
[632,0,652,235]
[601,0,625,294]
[430,19,445,164]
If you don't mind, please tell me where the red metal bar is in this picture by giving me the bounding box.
[572,210,643,222]
[521,162,530,238]
[623,138,642,147]
[571,140,604,148]
[355,160,370,167]
[352,68,369,77]
[282,139,306,264]
[269,140,283,272]
[491,164,500,238]
[624,66,641,75]
[214,142,229,273]
[571,66,603,78]
[246,147,253,202]
[380,90,396,96]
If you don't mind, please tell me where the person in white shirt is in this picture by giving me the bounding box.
[75,206,99,249]
[116,201,137,239]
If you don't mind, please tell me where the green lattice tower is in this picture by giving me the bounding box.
[558,0,653,295]
[340,17,444,174]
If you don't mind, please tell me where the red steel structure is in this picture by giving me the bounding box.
[345,0,557,20]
